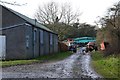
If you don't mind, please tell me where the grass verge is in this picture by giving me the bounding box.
[91,51,119,79]
[1,51,73,67]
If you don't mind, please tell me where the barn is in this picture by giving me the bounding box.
[0,5,58,60]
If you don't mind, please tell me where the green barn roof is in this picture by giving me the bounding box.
[74,37,96,43]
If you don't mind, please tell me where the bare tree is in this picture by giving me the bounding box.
[35,2,62,24]
[62,3,80,24]
[34,2,81,25]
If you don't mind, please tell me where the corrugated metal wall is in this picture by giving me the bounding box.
[53,35,58,53]
[0,6,2,30]
[25,25,58,59]
[49,33,54,54]
[33,28,39,58]
[2,25,26,60]
[25,25,33,59]
[39,29,44,55]
[43,31,50,55]
[1,5,58,60]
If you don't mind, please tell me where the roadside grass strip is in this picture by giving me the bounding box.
[1,51,73,67]
[91,51,119,79]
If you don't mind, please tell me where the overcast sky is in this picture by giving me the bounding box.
[0,0,119,25]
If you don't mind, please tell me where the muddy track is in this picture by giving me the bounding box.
[2,49,102,79]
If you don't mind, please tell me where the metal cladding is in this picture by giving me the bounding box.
[0,5,58,60]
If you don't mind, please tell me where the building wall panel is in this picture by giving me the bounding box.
[2,26,26,60]
[44,31,49,55]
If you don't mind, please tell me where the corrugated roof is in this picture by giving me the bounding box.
[74,37,96,43]
[74,37,95,41]
[75,40,96,43]
[2,5,56,34]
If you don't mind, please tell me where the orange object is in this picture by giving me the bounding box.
[100,41,105,50]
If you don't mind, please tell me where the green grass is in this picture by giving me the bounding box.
[1,60,38,67]
[0,51,73,67]
[36,51,73,61]
[91,51,119,79]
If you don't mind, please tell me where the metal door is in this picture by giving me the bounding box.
[33,28,39,58]
[0,36,6,60]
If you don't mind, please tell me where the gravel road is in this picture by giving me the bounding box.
[2,48,102,79]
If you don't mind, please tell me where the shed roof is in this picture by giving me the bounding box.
[75,40,96,43]
[1,5,56,34]
[74,37,96,43]
[74,37,95,41]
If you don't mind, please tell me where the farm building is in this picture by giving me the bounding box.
[0,5,58,60]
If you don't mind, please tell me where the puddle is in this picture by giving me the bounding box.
[2,48,102,79]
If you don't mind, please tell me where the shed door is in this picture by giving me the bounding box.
[33,28,39,58]
[0,36,6,60]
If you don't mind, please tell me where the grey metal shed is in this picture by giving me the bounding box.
[0,5,58,60]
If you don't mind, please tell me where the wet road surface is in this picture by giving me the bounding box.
[2,49,102,79]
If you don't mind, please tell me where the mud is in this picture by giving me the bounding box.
[2,48,102,79]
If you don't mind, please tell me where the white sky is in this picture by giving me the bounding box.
[0,0,119,25]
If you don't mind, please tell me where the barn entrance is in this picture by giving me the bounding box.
[0,36,6,60]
